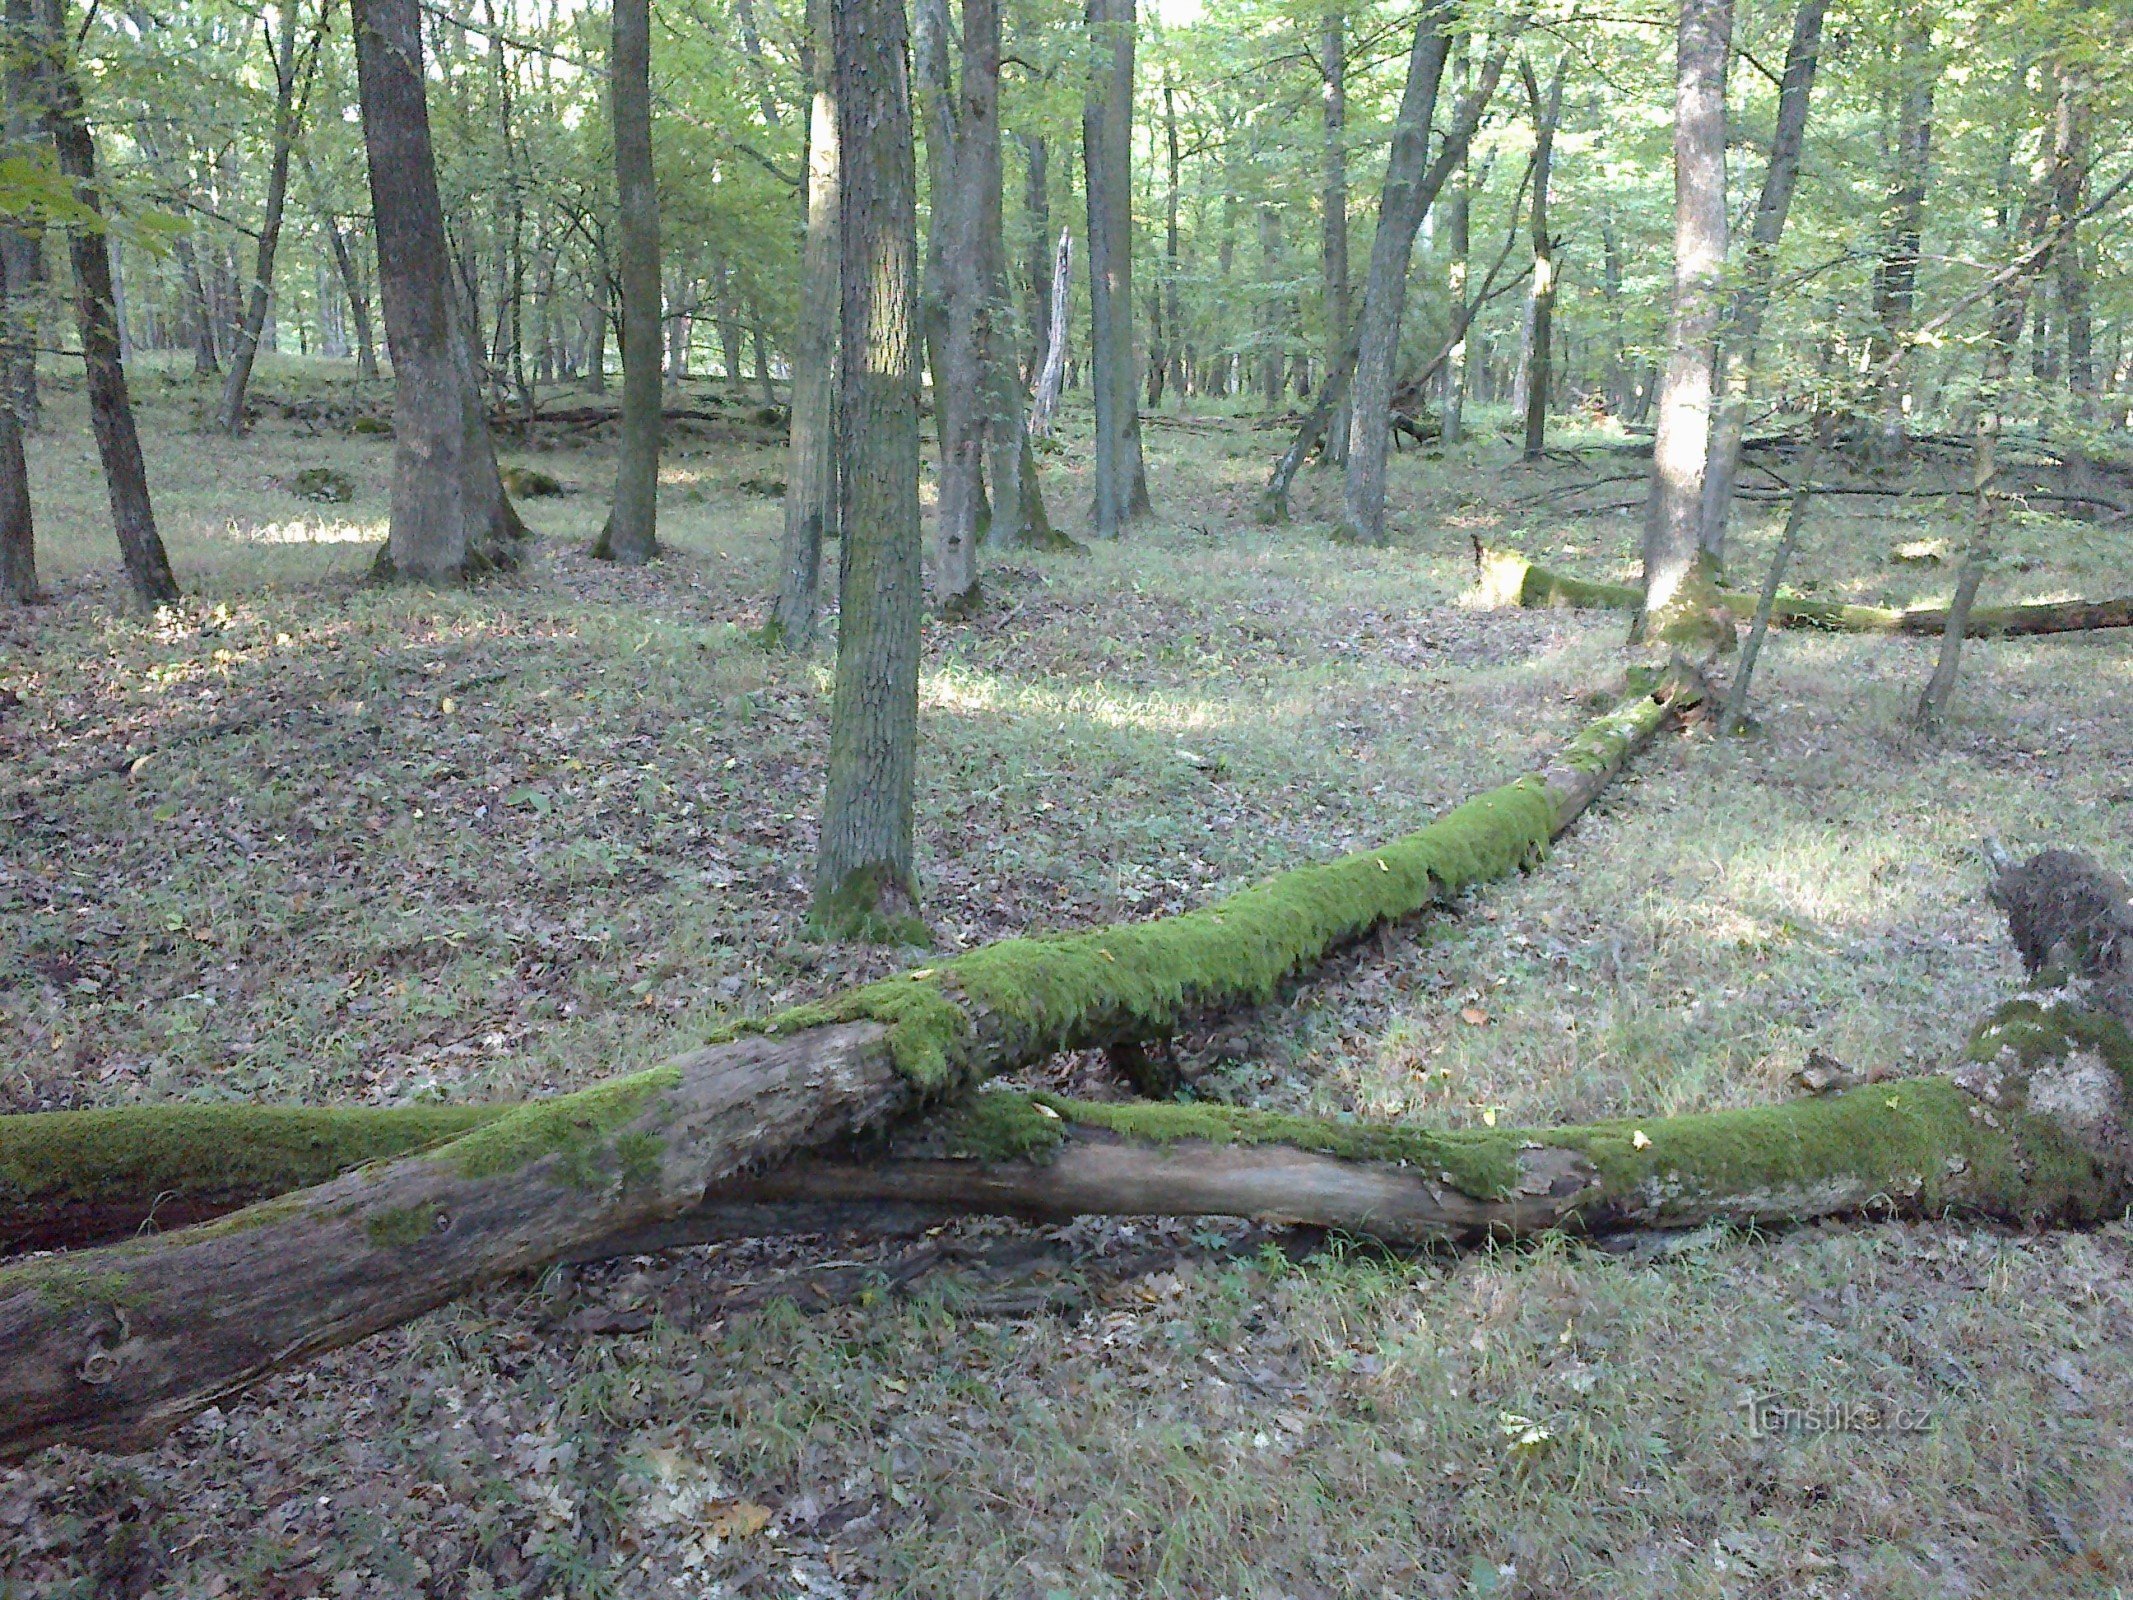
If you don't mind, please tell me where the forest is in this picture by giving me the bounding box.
[2,0,2132,1589]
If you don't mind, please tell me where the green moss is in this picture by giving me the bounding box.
[366,1203,446,1248]
[809,864,933,947]
[759,773,1558,1093]
[1543,1077,2112,1224]
[1506,553,1928,637]
[935,1091,1070,1163]
[1520,561,1638,612]
[0,1103,503,1215]
[24,1264,142,1312]
[439,1066,681,1182]
[1966,996,2133,1081]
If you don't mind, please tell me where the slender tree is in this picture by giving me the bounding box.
[1697,0,1827,563]
[1083,0,1148,537]
[1018,134,1050,382]
[1319,4,1350,458]
[0,0,34,601]
[216,0,322,434]
[1865,3,1934,460]
[1636,0,1732,646]
[917,0,986,613]
[0,239,30,602]
[351,0,522,580]
[592,0,661,564]
[303,153,379,380]
[770,0,840,648]
[34,0,179,607]
[1029,226,1070,435]
[1,0,40,432]
[1914,111,2068,726]
[1338,7,1507,545]
[815,0,924,939]
[1440,36,1470,443]
[1516,52,1566,462]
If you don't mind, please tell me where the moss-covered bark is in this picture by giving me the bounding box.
[1478,546,2133,638]
[601,978,2133,1254]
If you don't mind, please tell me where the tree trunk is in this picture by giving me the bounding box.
[1082,0,1146,537]
[1697,0,1827,564]
[1320,5,1350,455]
[1439,37,1468,444]
[1152,71,1182,408]
[814,0,923,939]
[1866,5,1933,461]
[217,0,317,435]
[917,0,986,617]
[1,0,43,429]
[973,15,1055,549]
[1913,195,2054,728]
[0,241,31,603]
[1636,0,1731,647]
[771,0,840,649]
[1019,134,1050,383]
[591,0,662,565]
[1518,53,1566,462]
[1029,228,1070,436]
[1339,11,1509,545]
[0,0,33,601]
[1256,204,1284,407]
[2049,60,2094,515]
[0,682,1688,1456]
[308,162,379,381]
[35,0,180,608]
[1719,404,1833,733]
[352,0,521,581]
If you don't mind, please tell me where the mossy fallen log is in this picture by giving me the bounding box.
[0,683,1680,1461]
[602,995,2133,1249]
[1474,545,2133,637]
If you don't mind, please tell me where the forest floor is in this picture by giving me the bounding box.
[5,355,2133,1599]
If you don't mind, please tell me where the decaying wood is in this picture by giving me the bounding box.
[1474,545,2133,638]
[0,684,1681,1460]
[0,1026,910,1459]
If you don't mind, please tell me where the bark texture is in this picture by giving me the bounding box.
[1516,53,1566,462]
[1637,0,1732,645]
[814,0,924,937]
[591,0,662,565]
[353,0,522,582]
[0,231,31,603]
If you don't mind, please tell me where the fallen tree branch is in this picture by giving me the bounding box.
[17,854,2133,1348]
[1473,546,2133,638]
[0,684,1682,1460]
